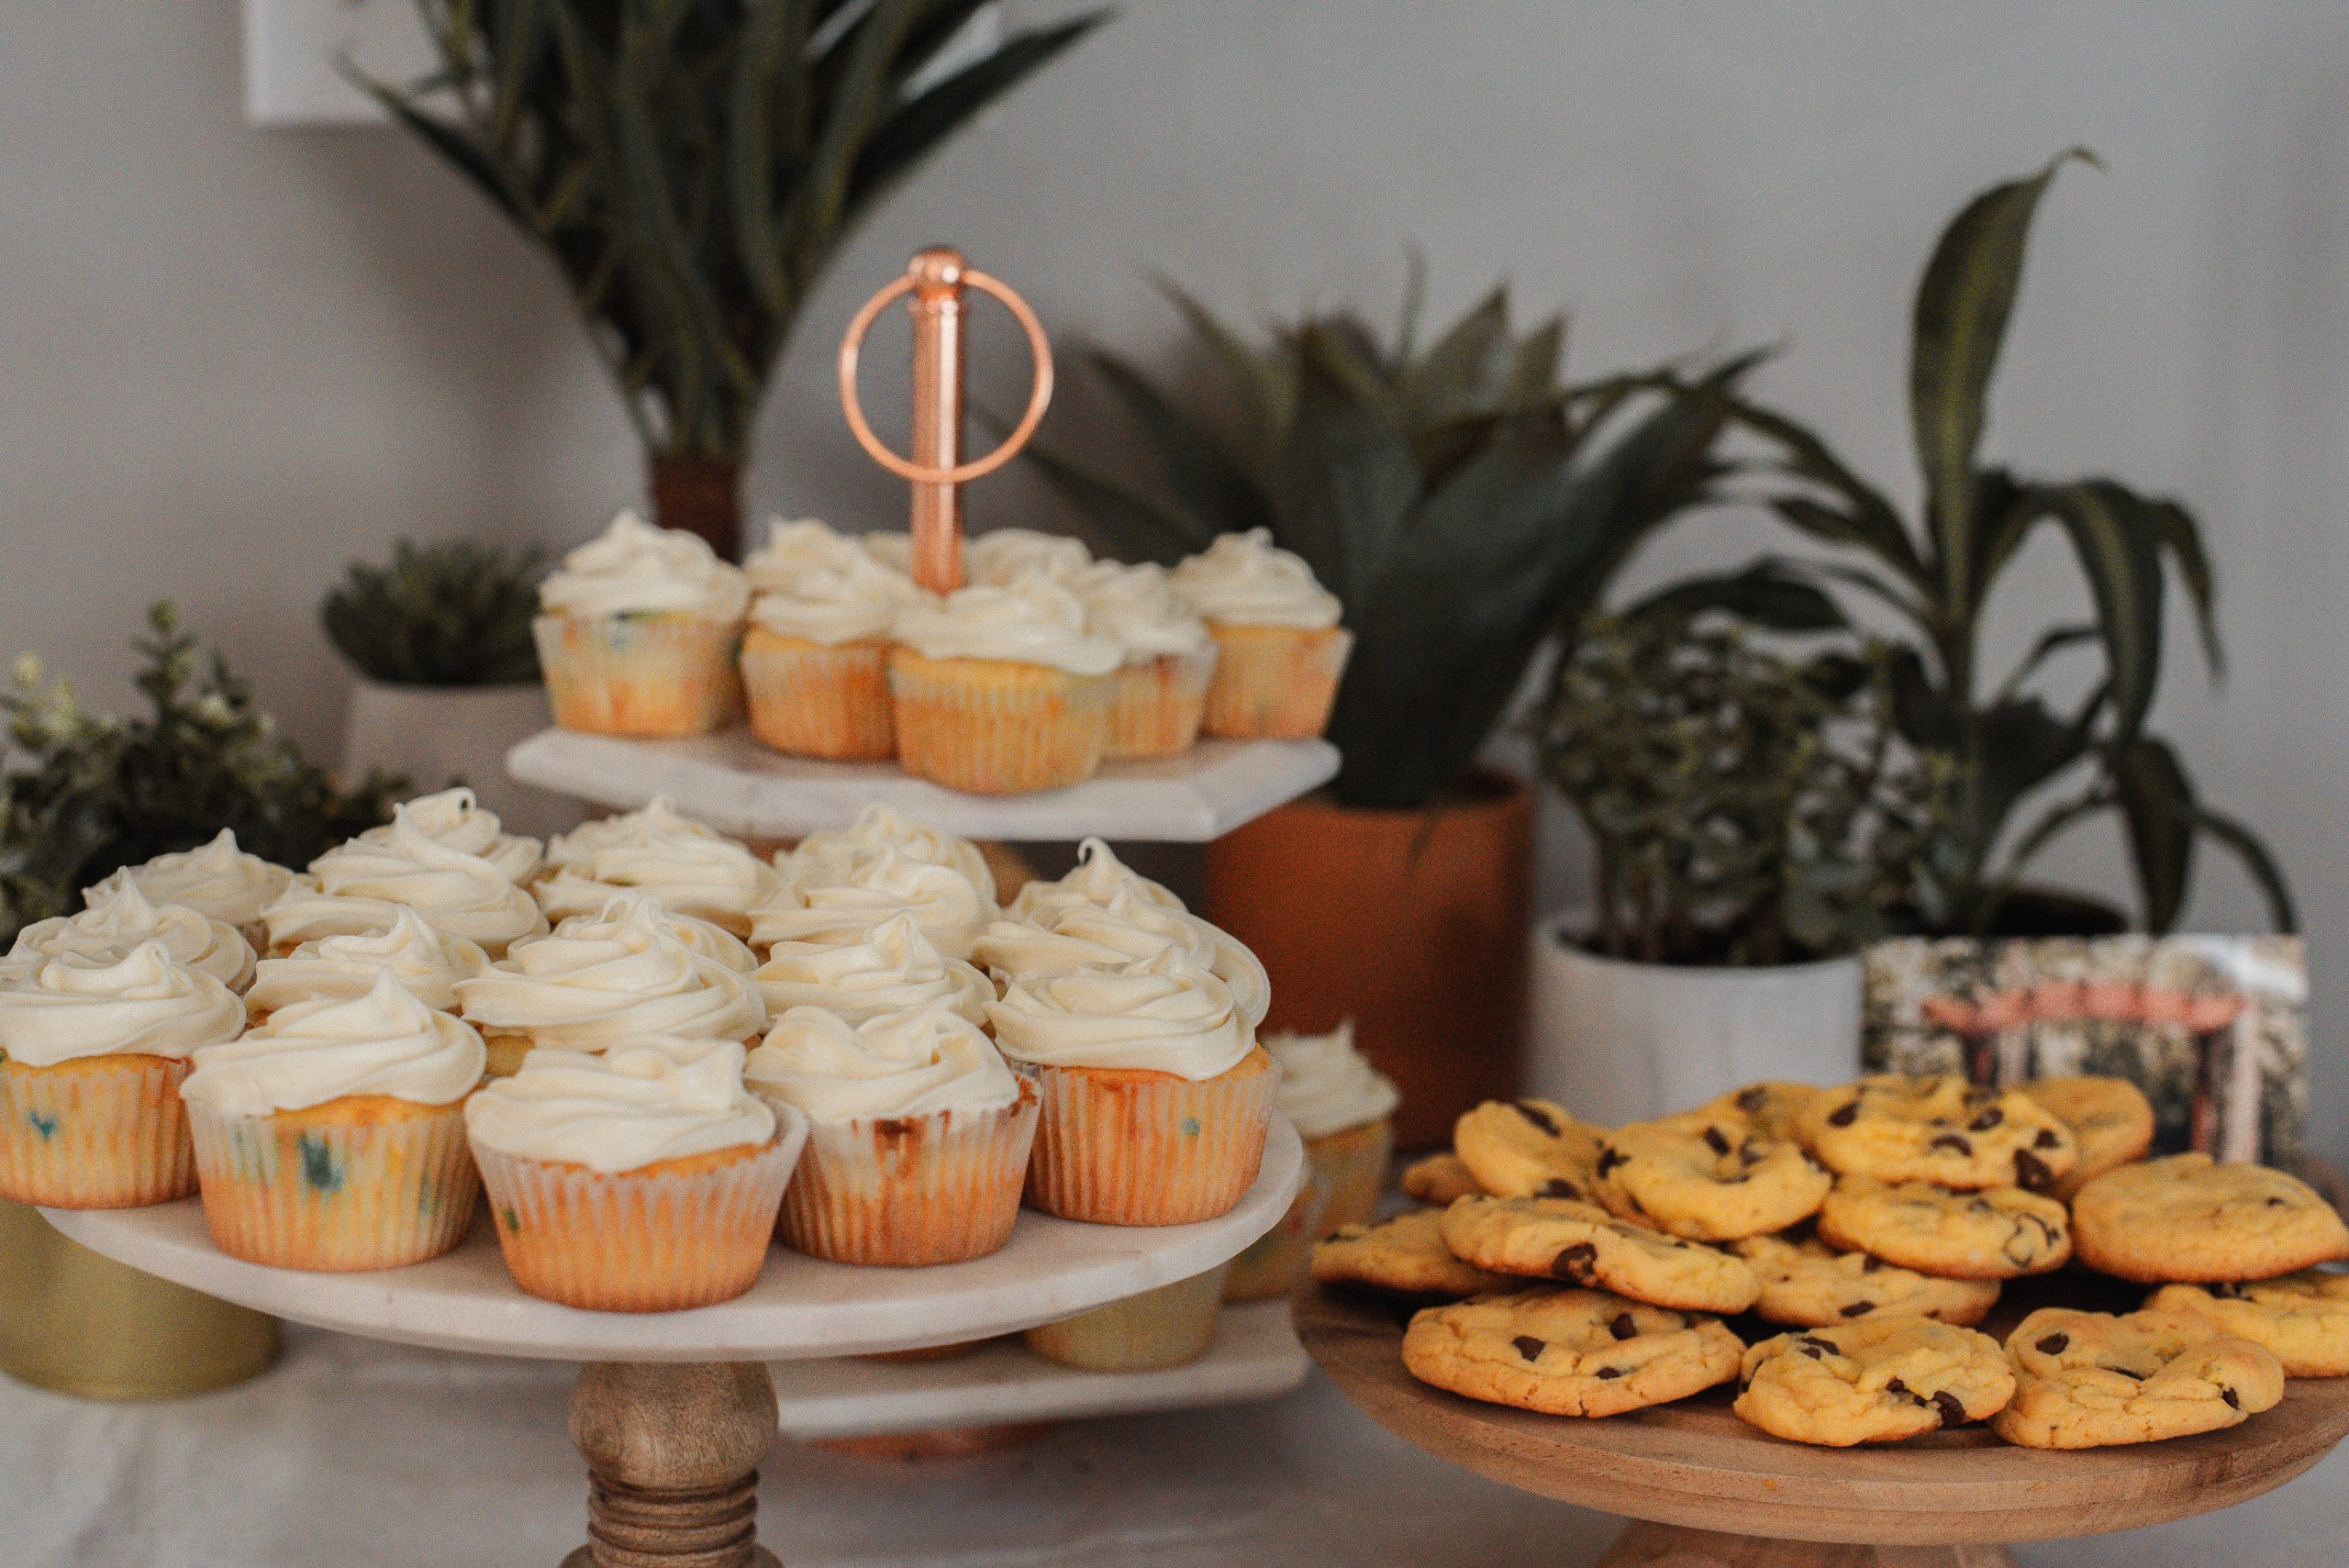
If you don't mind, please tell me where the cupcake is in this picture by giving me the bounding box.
[535,510,751,738]
[179,973,485,1270]
[465,1038,803,1312]
[886,573,1121,795]
[1070,561,1217,760]
[256,885,416,958]
[753,912,991,1026]
[347,787,542,884]
[972,887,1270,1031]
[779,805,997,909]
[244,906,490,1024]
[1169,529,1351,739]
[966,527,1092,586]
[740,519,922,762]
[1004,836,1183,922]
[1263,1019,1396,1234]
[0,940,245,1207]
[533,796,783,939]
[304,805,548,958]
[860,531,914,575]
[985,948,1275,1226]
[1023,1264,1232,1372]
[746,1003,1036,1265]
[1221,1165,1331,1302]
[83,829,295,953]
[454,895,764,1076]
[10,881,255,995]
[753,840,994,961]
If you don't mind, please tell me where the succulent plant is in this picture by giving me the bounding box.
[360,0,1107,555]
[0,604,403,943]
[323,539,548,686]
[1729,152,2291,936]
[1011,267,1763,809]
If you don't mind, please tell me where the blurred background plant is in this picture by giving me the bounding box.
[362,0,1108,557]
[0,605,401,943]
[322,539,548,686]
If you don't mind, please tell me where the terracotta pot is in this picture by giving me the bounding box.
[649,450,744,561]
[1205,772,1532,1150]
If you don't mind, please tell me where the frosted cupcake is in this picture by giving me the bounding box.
[967,527,1092,585]
[465,1039,804,1312]
[454,895,764,1076]
[1071,561,1217,759]
[180,973,484,1270]
[10,882,255,995]
[747,1003,1037,1265]
[244,906,490,1023]
[1169,529,1350,739]
[304,806,548,958]
[779,805,997,909]
[1264,1021,1396,1233]
[886,573,1121,794]
[535,510,751,738]
[753,912,991,1026]
[973,884,1270,1031]
[985,948,1275,1226]
[0,940,244,1207]
[534,796,782,939]
[1024,1265,1233,1372]
[741,519,921,762]
[1004,836,1184,922]
[752,840,994,961]
[83,829,295,952]
[347,787,541,884]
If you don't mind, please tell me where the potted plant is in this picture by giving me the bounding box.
[1013,271,1763,1145]
[362,0,1106,557]
[1525,594,1950,1122]
[323,539,581,837]
[0,606,399,1401]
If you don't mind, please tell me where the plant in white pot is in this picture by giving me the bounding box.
[1525,594,1949,1122]
[324,539,581,838]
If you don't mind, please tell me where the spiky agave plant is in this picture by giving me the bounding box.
[322,539,549,686]
[362,1,1107,556]
[1013,271,1767,809]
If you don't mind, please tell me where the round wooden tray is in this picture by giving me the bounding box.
[1296,1282,2349,1568]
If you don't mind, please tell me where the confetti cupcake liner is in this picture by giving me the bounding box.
[766,1081,1038,1266]
[886,650,1113,795]
[1103,647,1218,761]
[0,1053,195,1208]
[1199,622,1353,740]
[740,629,896,762]
[534,612,741,739]
[1019,1047,1276,1226]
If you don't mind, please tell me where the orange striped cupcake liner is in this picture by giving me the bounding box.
[740,629,896,761]
[0,1053,195,1208]
[771,1080,1038,1266]
[534,612,741,739]
[1019,1047,1276,1226]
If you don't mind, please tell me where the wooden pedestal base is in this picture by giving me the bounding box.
[562,1362,782,1568]
[1597,1522,2016,1568]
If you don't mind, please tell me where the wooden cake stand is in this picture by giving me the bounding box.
[44,1119,1300,1568]
[1295,1282,2349,1568]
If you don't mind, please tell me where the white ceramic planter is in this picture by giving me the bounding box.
[1524,914,1863,1124]
[341,678,584,839]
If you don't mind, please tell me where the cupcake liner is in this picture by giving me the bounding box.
[471,1126,802,1312]
[765,1082,1038,1266]
[186,1096,478,1271]
[0,1054,195,1208]
[1022,1264,1231,1371]
[1305,1116,1393,1236]
[534,612,742,739]
[886,651,1113,795]
[740,630,896,762]
[1019,1048,1276,1226]
[1104,647,1218,761]
[1222,1165,1332,1302]
[1200,623,1353,740]
[482,1031,534,1080]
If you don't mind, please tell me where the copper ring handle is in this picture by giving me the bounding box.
[836,268,1054,485]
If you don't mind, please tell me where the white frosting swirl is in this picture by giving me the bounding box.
[968,528,1093,585]
[463,1038,775,1173]
[779,806,996,908]
[861,531,914,573]
[1170,528,1342,628]
[985,947,1254,1080]
[747,1003,1019,1123]
[306,810,547,955]
[182,972,486,1115]
[259,886,415,954]
[538,510,751,622]
[246,906,490,1015]
[1005,838,1185,923]
[745,518,922,644]
[11,882,255,993]
[0,940,245,1066]
[537,797,782,937]
[349,788,540,884]
[83,829,294,929]
[891,572,1121,676]
[454,897,764,1052]
[971,887,1269,1029]
[516,894,759,976]
[751,841,992,960]
[753,912,992,1026]
[1070,560,1211,662]
[1263,1020,1396,1139]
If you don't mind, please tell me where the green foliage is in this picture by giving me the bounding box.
[1533,599,1951,967]
[362,1,1106,468]
[323,539,548,686]
[1013,267,1761,808]
[0,605,403,944]
[1733,153,2292,936]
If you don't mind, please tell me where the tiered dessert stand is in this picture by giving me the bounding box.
[1295,1282,2349,1568]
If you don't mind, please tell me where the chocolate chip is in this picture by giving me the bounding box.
[1797,1336,1834,1358]
[1596,1366,1625,1380]
[2014,1149,2054,1191]
[2036,1333,2069,1354]
[2266,1196,2288,1207]
[1968,1107,2005,1131]
[1702,1126,1731,1156]
[1929,1132,1975,1155]
[1738,1086,1767,1112]
[1512,1335,1545,1362]
[1862,1255,1882,1272]
[2222,1386,2242,1409]
[1514,1101,1561,1136]
[1887,1376,1909,1395]
[1539,1177,1581,1199]
[1827,1100,1860,1127]
[1740,1138,1764,1164]
[1841,1301,1876,1318]
[1596,1147,1628,1178]
[1609,1312,1637,1340]
[2034,1129,2061,1149]
[1932,1390,1965,1426]
[1553,1242,1598,1283]
[2111,1366,2147,1381]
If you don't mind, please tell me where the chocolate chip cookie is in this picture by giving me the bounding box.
[1816,1175,2071,1280]
[1731,1231,2001,1328]
[1991,1306,2285,1449]
[1591,1114,1831,1242]
[1401,1287,1744,1418]
[1734,1317,2015,1446]
[2070,1153,2349,1284]
[1698,1080,1828,1146]
[1453,1098,1609,1201]
[1399,1151,1485,1206]
[1438,1195,1759,1315]
[1310,1207,1514,1299]
[1803,1075,2076,1192]
[2018,1075,2155,1201]
[2147,1271,2349,1377]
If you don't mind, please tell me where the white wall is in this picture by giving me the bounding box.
[5,2,2345,1156]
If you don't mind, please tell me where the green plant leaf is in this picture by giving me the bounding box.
[1274,339,1419,609]
[1620,559,1847,634]
[1727,393,1921,585]
[1152,276,1294,455]
[2025,478,2167,740]
[1081,348,1275,536]
[1401,287,1509,422]
[996,429,1218,564]
[2107,732,2194,932]
[725,0,811,322]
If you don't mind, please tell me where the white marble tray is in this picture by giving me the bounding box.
[44,1120,1300,1365]
[503,728,1336,841]
[770,1299,1308,1440]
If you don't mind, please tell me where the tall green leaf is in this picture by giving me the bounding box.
[2027,479,2167,740]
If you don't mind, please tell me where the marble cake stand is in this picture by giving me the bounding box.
[45,1119,1300,1567]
